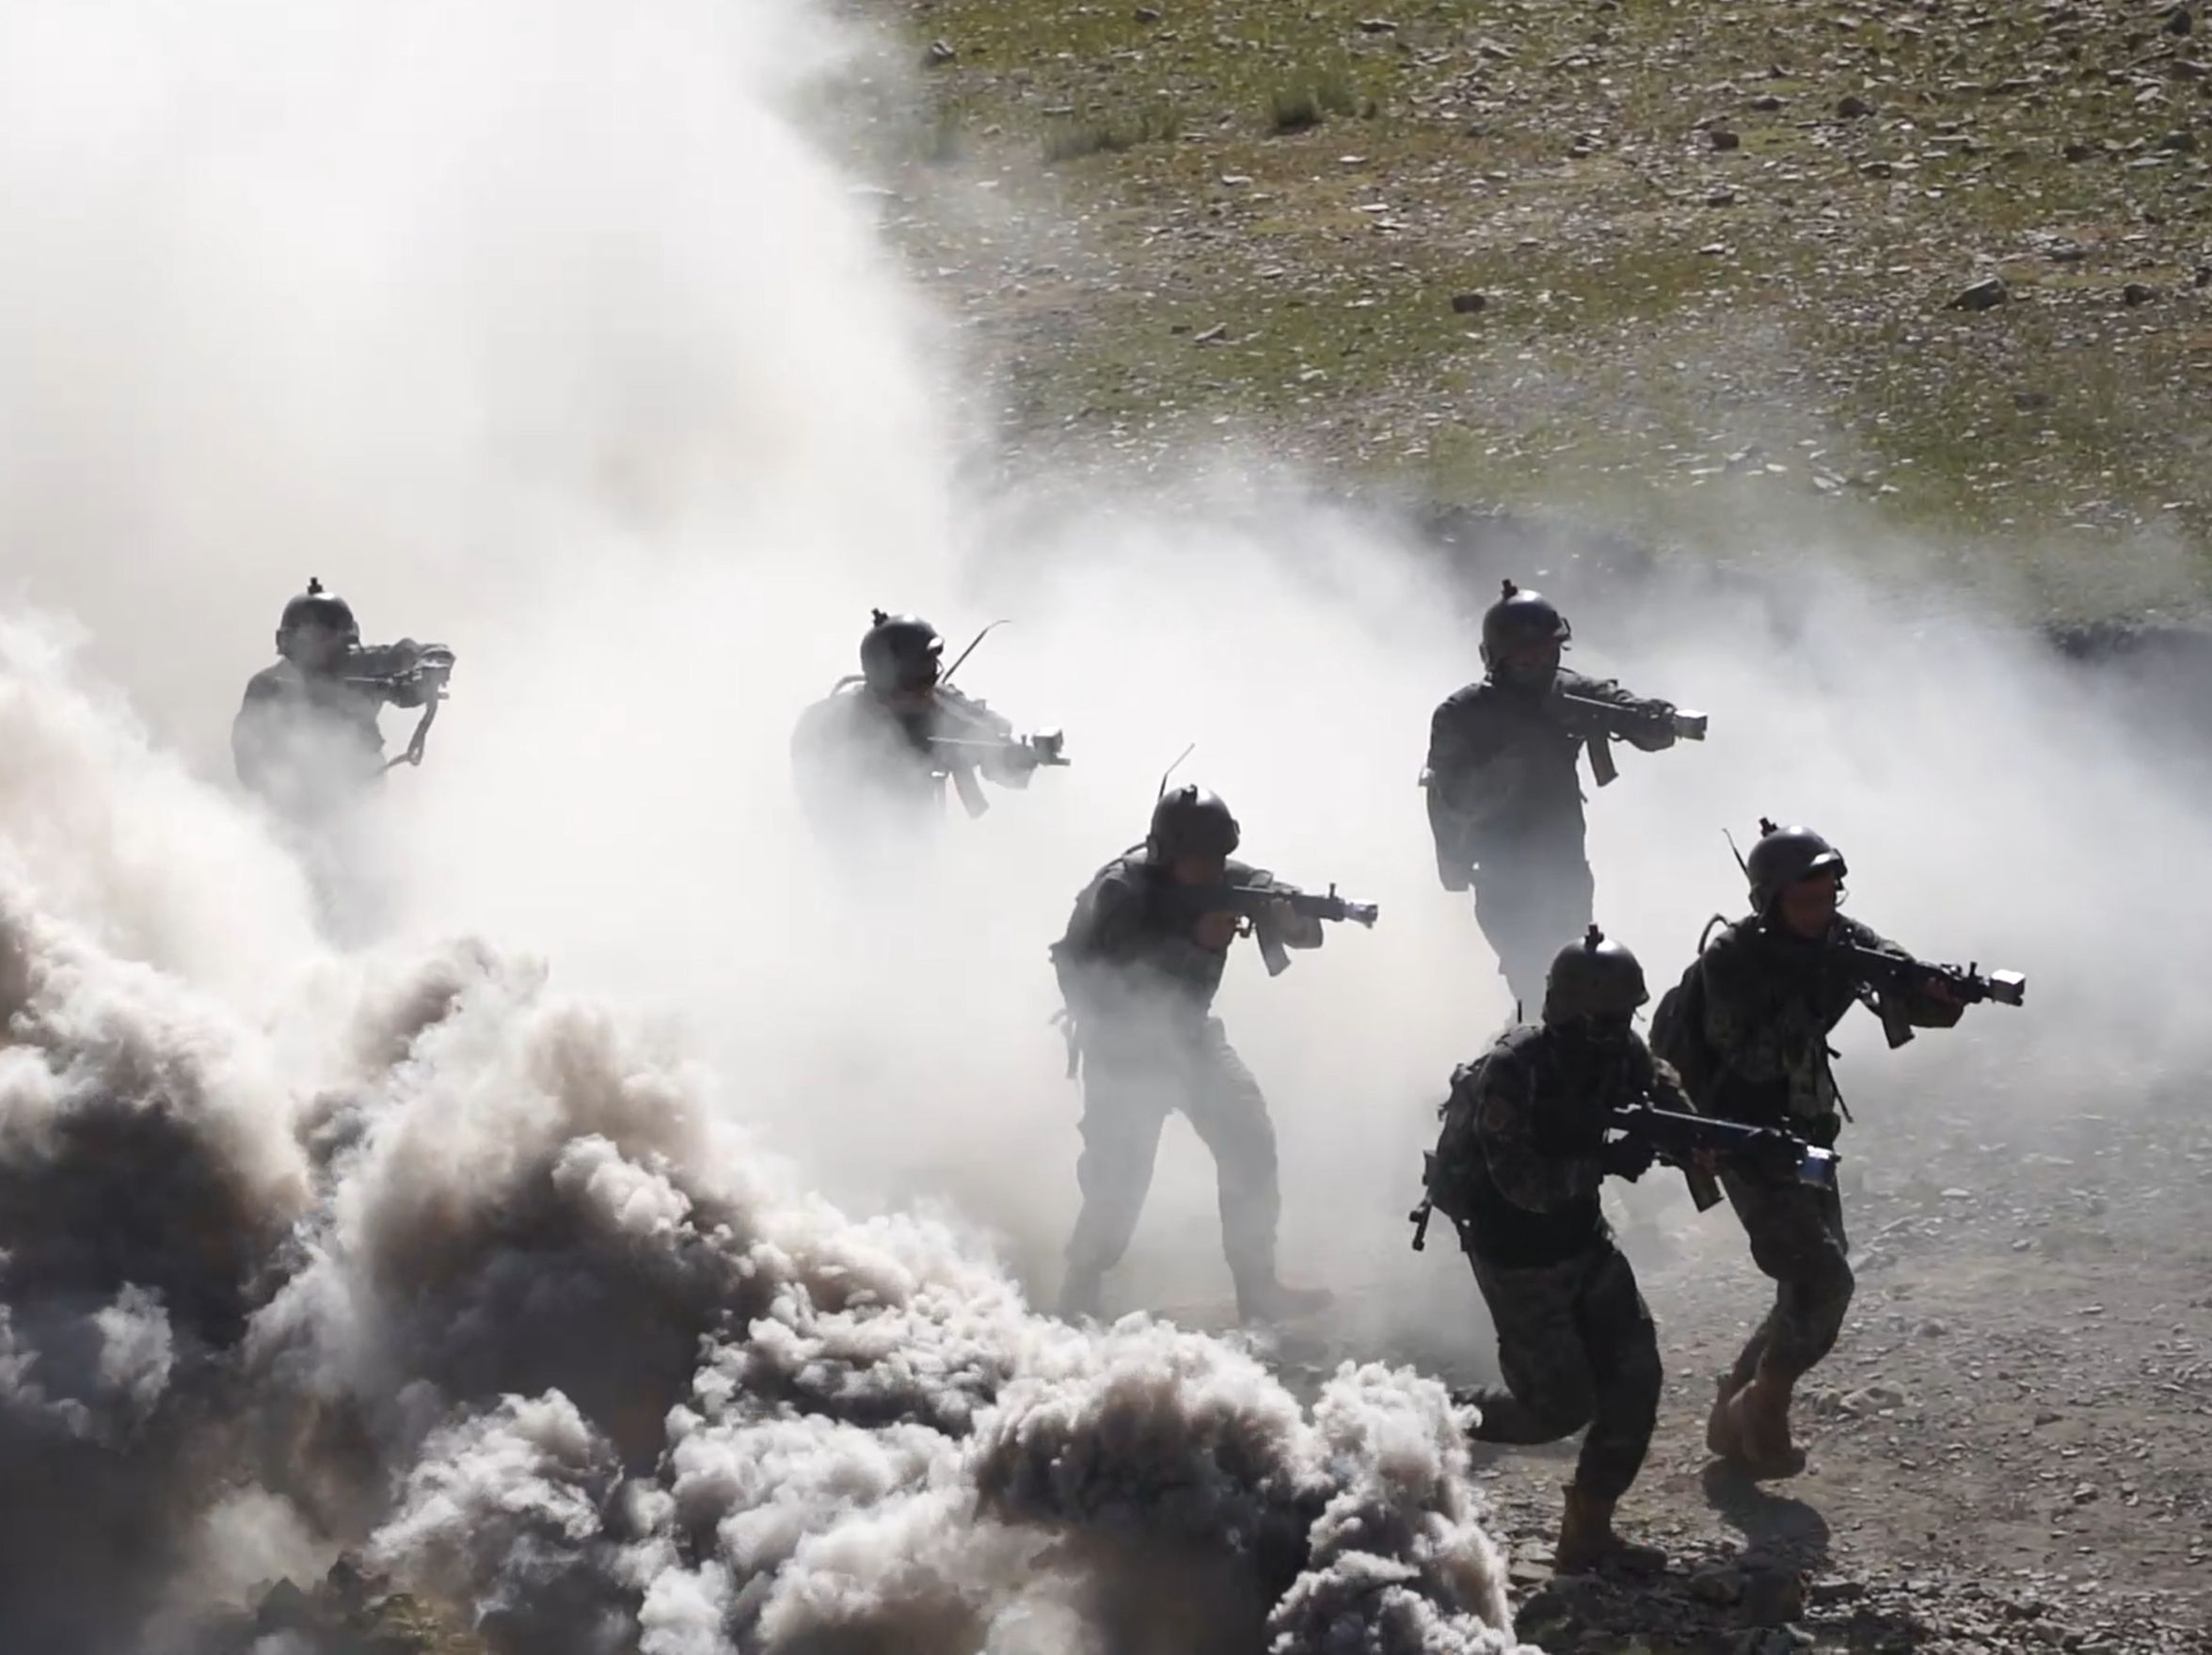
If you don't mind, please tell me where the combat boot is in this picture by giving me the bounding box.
[1553,1484,1666,1574]
[1705,1373,1744,1459]
[1721,1361,1806,1476]
[1235,1278,1335,1325]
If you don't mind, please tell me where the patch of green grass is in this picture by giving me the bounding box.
[1042,103,1183,163]
[883,0,2212,613]
[1265,65,1373,134]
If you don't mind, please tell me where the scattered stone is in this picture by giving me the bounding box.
[925,39,957,66]
[1708,187,1739,206]
[1861,159,1896,178]
[1711,126,1743,151]
[1450,292,1488,314]
[2160,130,2199,152]
[2014,390,2052,410]
[2123,282,2157,305]
[2169,4,2194,35]
[1838,93,1875,119]
[1692,1567,1746,1605]
[1949,276,2009,310]
[1750,92,1786,111]
[1133,4,1162,21]
[1917,1318,1949,1337]
[1842,1383,1908,1413]
[1741,1567,1808,1628]
[2063,140,2096,162]
[1357,16,1398,33]
[1192,322,1229,342]
[1508,1556,1552,1589]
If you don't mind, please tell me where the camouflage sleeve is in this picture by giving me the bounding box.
[1050,869,1156,1020]
[932,691,1035,789]
[231,700,276,792]
[1472,1053,1603,1213]
[1424,691,1524,838]
[1557,674,1679,753]
[1237,866,1324,951]
[1697,933,1798,1119]
[1631,1036,1697,1115]
[377,641,430,710]
[1840,918,1967,1030]
[1058,869,1148,964]
[231,674,290,792]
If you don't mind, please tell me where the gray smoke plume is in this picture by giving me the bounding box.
[0,613,1531,1653]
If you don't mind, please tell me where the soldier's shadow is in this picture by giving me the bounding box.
[1699,1462,1833,1571]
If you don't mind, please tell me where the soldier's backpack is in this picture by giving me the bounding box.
[1419,1052,1498,1237]
[1647,915,1732,1111]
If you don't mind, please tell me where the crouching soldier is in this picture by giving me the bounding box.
[1424,926,1684,1571]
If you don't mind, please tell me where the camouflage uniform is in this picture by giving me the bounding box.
[1697,915,1962,1383]
[790,681,1035,836]
[1424,669,1679,1012]
[1051,850,1320,1313]
[232,660,424,825]
[1444,1024,1686,1502]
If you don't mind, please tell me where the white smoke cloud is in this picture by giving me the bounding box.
[0,0,2205,1646]
[0,613,1531,1650]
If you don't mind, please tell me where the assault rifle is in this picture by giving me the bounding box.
[1551,688,1708,788]
[1836,940,2026,1049]
[1607,1100,1838,1213]
[1408,1095,1827,1249]
[1192,879,1379,977]
[926,691,1069,818]
[341,640,455,770]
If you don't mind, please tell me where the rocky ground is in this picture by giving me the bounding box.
[1449,1078,2212,1655]
[838,0,2212,617]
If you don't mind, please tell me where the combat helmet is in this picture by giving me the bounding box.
[859,609,945,694]
[276,578,359,658]
[1744,818,1848,915]
[1541,924,1649,1026]
[1479,579,1572,672]
[1148,784,1241,861]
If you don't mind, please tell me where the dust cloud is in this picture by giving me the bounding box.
[0,0,2202,1648]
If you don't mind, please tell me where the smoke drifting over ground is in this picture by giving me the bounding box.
[0,0,2207,1648]
[0,620,1536,1652]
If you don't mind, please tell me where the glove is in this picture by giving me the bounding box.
[1599,1136,1655,1182]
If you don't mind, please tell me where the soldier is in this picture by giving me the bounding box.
[1424,927,1679,1571]
[1049,785,1337,1326]
[789,610,1064,839]
[1423,580,1702,1014]
[1674,822,1970,1475]
[232,578,454,825]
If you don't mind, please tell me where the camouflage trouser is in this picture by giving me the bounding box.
[1720,1169,1853,1385]
[1065,1018,1281,1297]
[1471,852,1595,1017]
[1459,1238,1661,1503]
